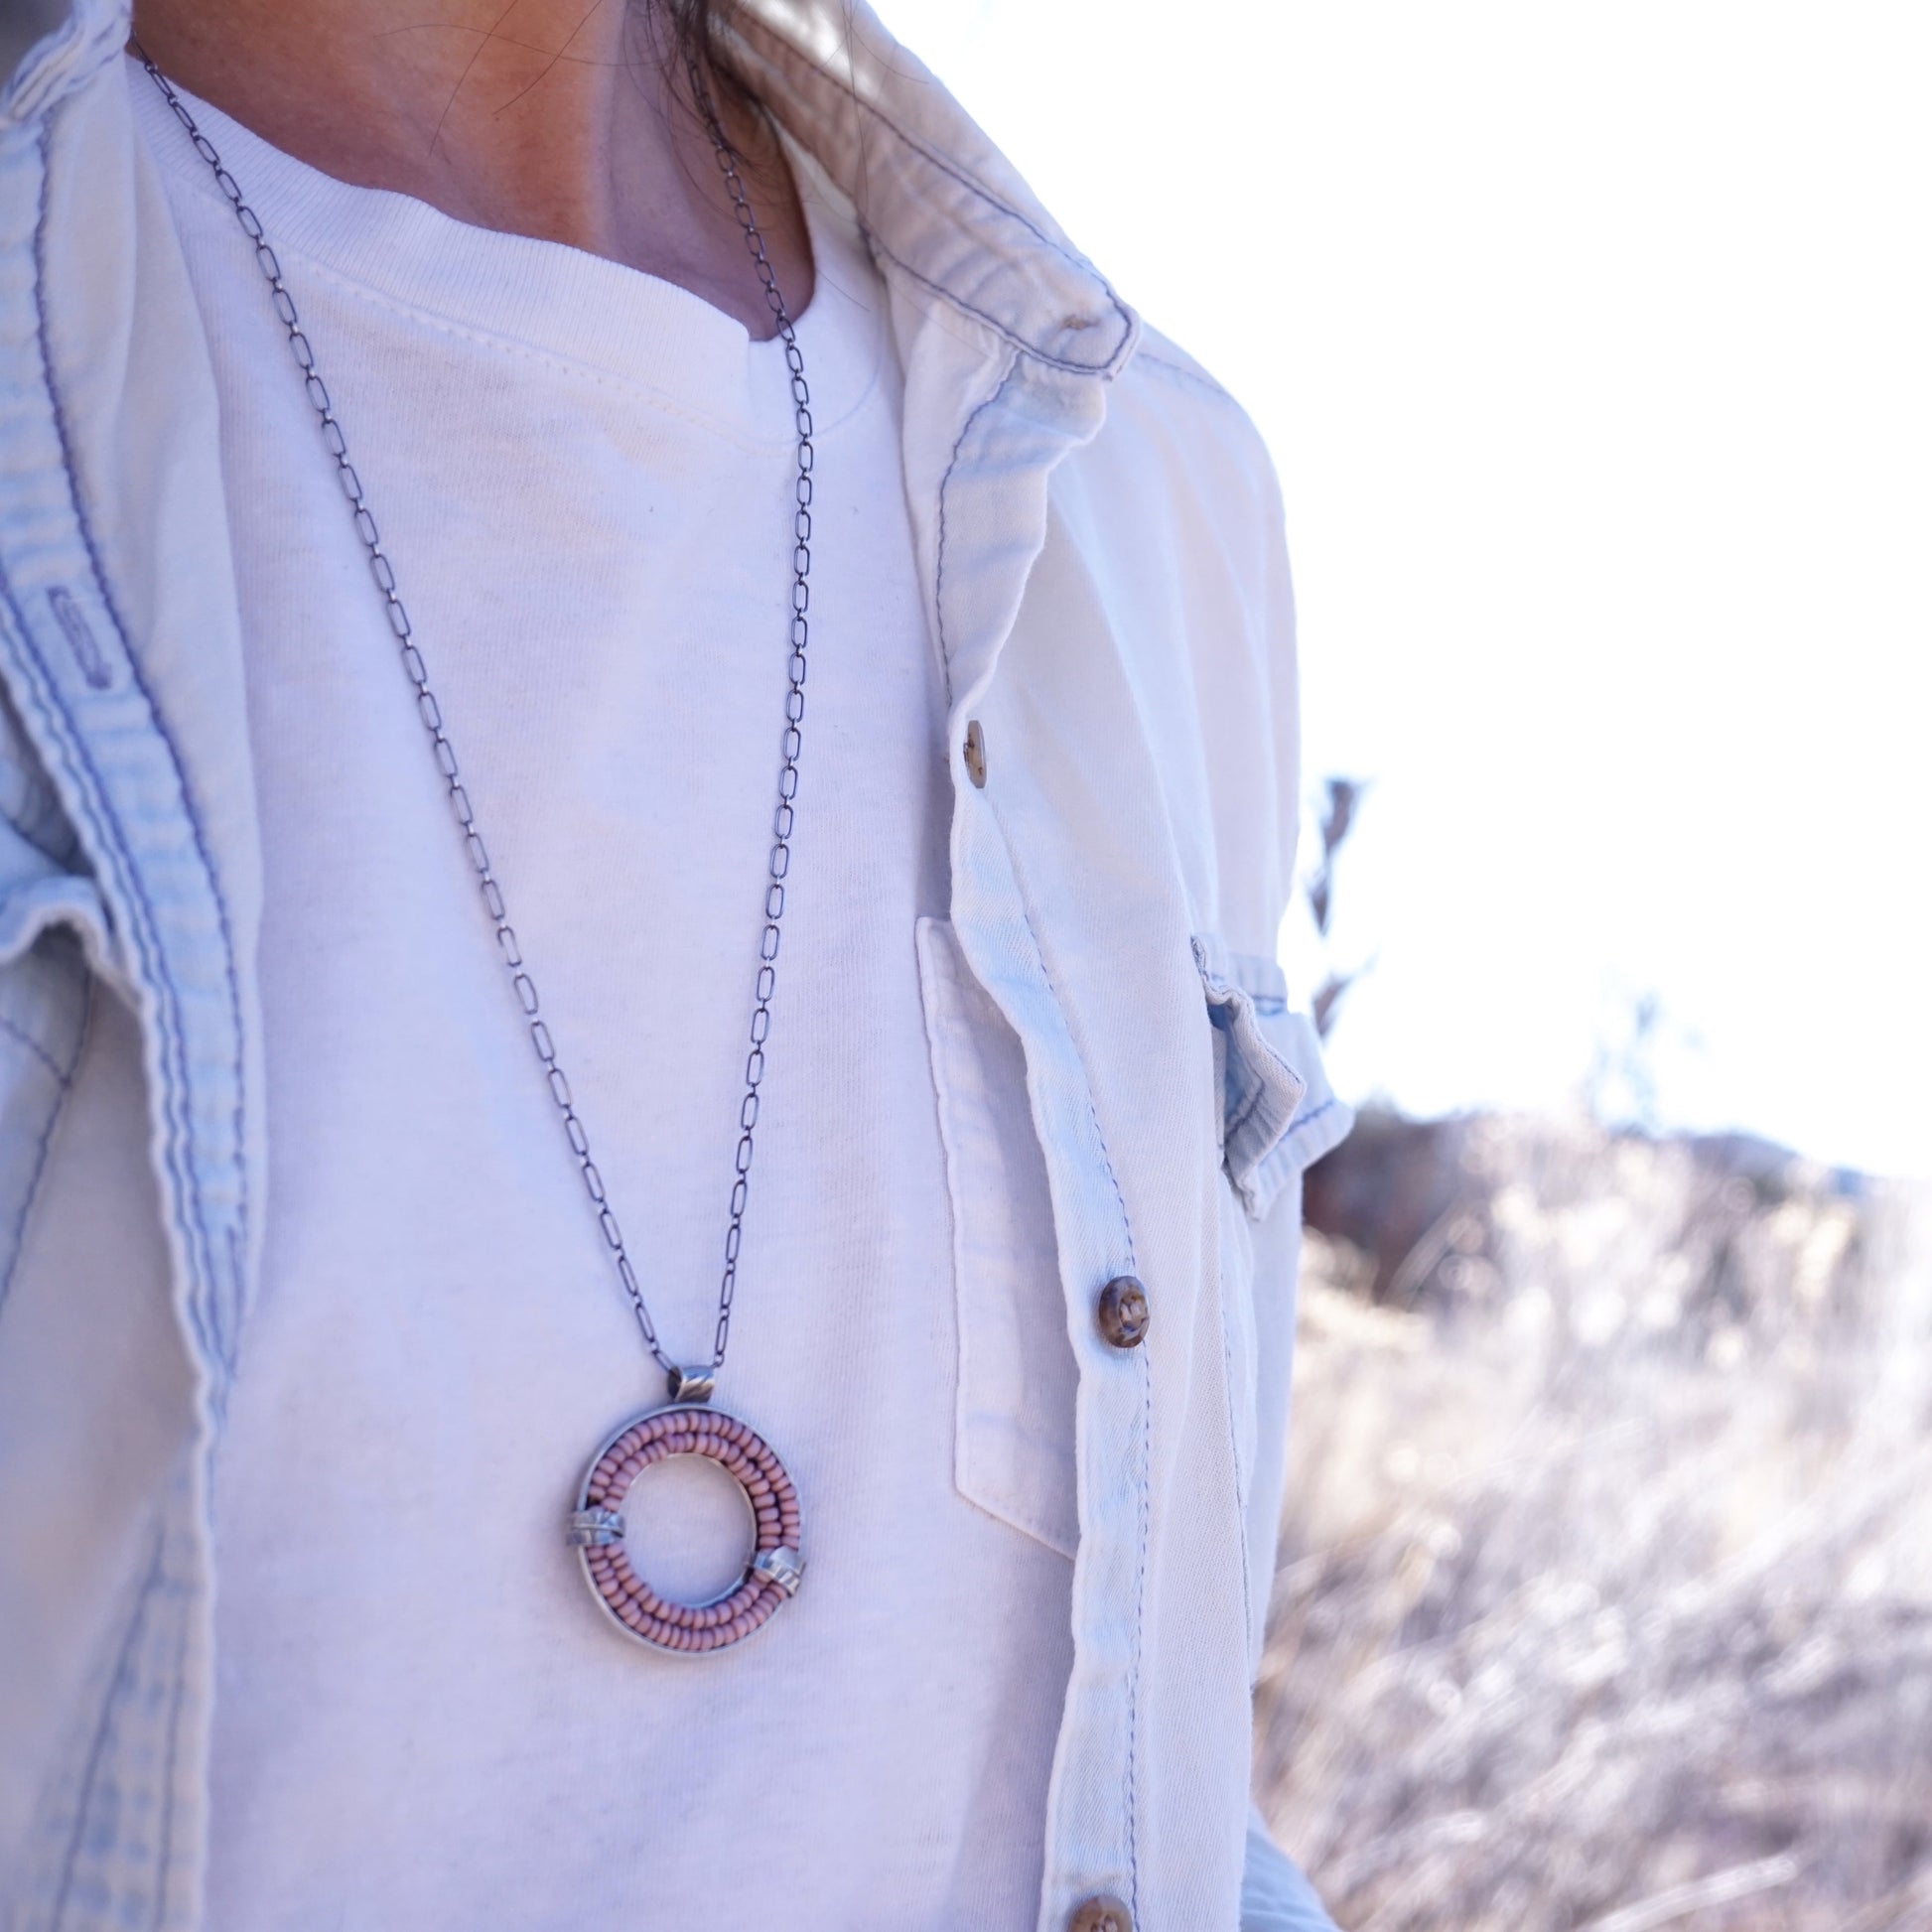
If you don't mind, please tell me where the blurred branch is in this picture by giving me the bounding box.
[1580,1855,1802,1932]
[1306,775,1373,1040]
[1308,775,1368,938]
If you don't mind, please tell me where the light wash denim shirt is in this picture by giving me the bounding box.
[0,2,1352,1927]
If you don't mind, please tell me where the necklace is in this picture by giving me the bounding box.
[141,52,816,1655]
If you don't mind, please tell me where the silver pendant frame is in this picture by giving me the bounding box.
[567,1402,802,1655]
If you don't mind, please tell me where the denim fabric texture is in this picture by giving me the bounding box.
[0,2,1352,1925]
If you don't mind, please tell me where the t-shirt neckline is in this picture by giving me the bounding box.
[127,54,887,449]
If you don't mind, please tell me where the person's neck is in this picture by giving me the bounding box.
[129,0,812,339]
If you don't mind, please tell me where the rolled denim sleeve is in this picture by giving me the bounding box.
[1242,1806,1340,1931]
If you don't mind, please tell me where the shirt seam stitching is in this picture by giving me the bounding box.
[982,793,1146,1913]
[931,353,1022,711]
[0,971,91,1320]
[741,47,1135,371]
[45,1522,168,1930]
[156,179,883,453]
[30,119,244,1372]
[0,1003,68,1082]
[866,230,1128,378]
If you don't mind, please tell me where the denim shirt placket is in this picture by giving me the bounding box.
[903,328,1155,1927]
[0,102,250,1932]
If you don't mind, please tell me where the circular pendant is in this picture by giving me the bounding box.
[566,1404,803,1654]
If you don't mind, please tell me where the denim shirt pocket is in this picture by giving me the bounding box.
[915,915,1079,1559]
[1192,934,1352,1223]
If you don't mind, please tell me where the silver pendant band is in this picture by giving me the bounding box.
[569,1405,805,1654]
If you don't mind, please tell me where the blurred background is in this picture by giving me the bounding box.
[875,3,1932,1925]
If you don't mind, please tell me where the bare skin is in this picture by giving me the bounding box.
[129,0,812,338]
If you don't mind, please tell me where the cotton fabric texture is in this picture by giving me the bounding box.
[0,3,1352,1929]
[129,69,1073,1927]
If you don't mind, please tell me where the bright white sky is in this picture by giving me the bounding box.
[874,0,1932,1178]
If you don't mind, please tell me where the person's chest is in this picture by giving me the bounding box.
[164,142,1098,1923]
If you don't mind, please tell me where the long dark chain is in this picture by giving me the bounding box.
[139,52,816,1392]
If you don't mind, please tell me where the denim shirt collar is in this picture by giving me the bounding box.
[730,1,1138,378]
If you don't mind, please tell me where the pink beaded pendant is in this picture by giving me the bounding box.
[566,1404,804,1654]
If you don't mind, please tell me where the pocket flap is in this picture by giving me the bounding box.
[1193,934,1353,1220]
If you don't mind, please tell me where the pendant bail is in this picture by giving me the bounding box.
[668,1364,716,1404]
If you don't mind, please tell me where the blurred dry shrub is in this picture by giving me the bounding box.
[1259,1114,1932,1931]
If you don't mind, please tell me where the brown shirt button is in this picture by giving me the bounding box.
[1067,1896,1133,1932]
[963,718,988,787]
[1095,1275,1150,1349]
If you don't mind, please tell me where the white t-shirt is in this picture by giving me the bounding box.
[133,69,1072,1931]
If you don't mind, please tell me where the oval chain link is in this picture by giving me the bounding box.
[139,52,816,1387]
